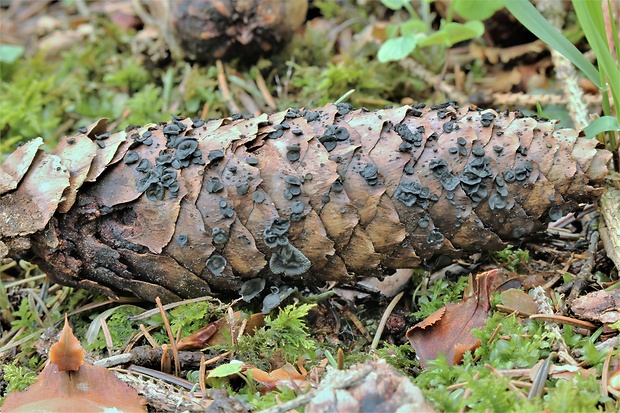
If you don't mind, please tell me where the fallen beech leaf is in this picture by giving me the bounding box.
[407,269,497,367]
[248,362,312,391]
[492,268,556,291]
[205,312,265,347]
[177,319,222,351]
[2,317,146,413]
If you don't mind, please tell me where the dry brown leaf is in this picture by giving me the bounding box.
[492,269,556,291]
[407,268,497,367]
[177,319,222,351]
[248,362,312,391]
[203,312,265,347]
[2,317,146,413]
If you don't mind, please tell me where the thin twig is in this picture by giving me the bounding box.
[602,349,613,398]
[529,314,597,329]
[561,227,600,310]
[156,297,180,376]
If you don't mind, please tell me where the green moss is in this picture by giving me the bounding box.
[235,303,317,370]
[0,362,37,406]
[412,275,469,320]
[415,312,611,411]
[492,245,531,272]
[86,305,145,351]
[474,314,551,369]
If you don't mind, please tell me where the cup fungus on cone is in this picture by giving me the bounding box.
[269,243,311,277]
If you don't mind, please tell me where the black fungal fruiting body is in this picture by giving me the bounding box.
[0,102,609,302]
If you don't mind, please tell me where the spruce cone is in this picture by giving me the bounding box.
[0,102,611,302]
[151,0,308,63]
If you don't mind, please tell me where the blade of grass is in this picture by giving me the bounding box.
[583,116,620,139]
[572,0,620,119]
[502,0,601,89]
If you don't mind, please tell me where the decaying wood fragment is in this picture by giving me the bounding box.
[0,102,612,301]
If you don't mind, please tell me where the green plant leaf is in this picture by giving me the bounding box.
[401,19,428,36]
[377,36,418,62]
[572,0,620,117]
[582,116,620,139]
[446,21,485,44]
[381,0,410,11]
[453,0,504,21]
[419,21,484,47]
[207,360,244,378]
[502,0,601,89]
[0,44,24,64]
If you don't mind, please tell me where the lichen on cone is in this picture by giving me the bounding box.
[0,102,612,302]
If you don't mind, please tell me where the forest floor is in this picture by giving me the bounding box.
[1,0,619,411]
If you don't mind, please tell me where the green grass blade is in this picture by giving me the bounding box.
[582,116,620,139]
[502,0,601,88]
[609,0,620,59]
[572,0,620,118]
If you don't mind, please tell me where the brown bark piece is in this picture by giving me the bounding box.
[85,127,128,182]
[0,103,611,300]
[571,289,620,324]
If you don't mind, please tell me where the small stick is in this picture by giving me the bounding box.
[199,355,207,394]
[529,314,597,329]
[99,317,114,357]
[156,297,180,376]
